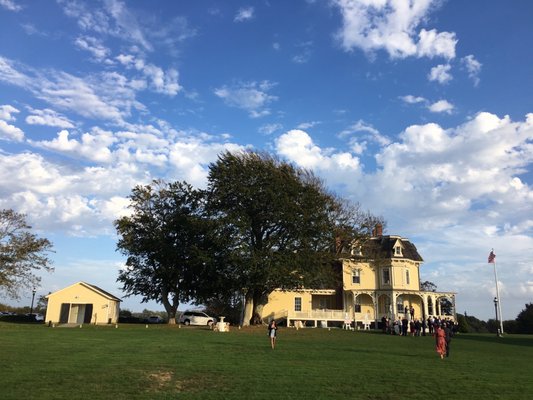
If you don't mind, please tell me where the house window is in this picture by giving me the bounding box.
[354,297,361,313]
[352,269,361,284]
[406,269,410,285]
[294,297,302,312]
[394,246,402,256]
[382,268,391,285]
[396,297,404,313]
[351,246,362,256]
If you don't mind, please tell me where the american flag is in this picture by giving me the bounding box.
[488,250,496,263]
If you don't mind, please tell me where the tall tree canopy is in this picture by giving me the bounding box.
[0,209,54,299]
[115,180,216,324]
[207,151,380,325]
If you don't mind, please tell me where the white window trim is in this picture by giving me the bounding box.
[294,297,302,312]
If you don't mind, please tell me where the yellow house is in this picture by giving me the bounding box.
[261,225,456,328]
[45,282,121,325]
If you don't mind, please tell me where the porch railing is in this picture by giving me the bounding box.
[289,309,346,321]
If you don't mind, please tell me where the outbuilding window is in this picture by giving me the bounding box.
[294,297,302,312]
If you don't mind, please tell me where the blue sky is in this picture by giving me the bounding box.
[1,0,532,321]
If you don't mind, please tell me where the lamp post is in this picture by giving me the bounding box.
[30,288,36,317]
[493,297,501,337]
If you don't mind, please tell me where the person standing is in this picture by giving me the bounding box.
[443,322,453,357]
[434,323,447,359]
[268,320,278,349]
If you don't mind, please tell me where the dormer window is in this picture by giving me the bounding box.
[351,246,362,256]
[393,240,403,257]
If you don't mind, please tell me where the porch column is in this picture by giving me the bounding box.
[423,294,429,319]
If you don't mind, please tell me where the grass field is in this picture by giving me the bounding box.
[1,322,532,399]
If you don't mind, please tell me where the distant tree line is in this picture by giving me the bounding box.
[456,303,533,334]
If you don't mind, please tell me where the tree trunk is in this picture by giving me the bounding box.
[252,291,268,324]
[242,291,254,326]
[161,288,178,324]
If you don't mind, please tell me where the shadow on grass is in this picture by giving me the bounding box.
[456,333,533,347]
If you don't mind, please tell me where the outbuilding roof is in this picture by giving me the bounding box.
[46,281,122,302]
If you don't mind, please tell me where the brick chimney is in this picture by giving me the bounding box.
[373,223,383,237]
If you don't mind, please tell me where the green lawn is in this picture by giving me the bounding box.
[1,322,532,399]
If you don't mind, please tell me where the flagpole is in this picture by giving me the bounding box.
[492,256,504,335]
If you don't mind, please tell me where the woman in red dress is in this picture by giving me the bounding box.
[435,324,447,359]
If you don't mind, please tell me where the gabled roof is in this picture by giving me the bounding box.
[46,281,122,302]
[347,235,424,262]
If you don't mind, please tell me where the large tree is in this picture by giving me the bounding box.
[206,151,379,325]
[0,209,54,299]
[115,180,215,324]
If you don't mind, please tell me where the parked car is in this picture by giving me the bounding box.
[179,311,216,326]
[145,315,164,324]
[25,313,44,321]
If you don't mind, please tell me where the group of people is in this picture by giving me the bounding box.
[268,314,455,357]
[381,314,457,359]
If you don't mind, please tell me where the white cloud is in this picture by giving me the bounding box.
[234,6,254,22]
[275,129,361,177]
[297,121,321,130]
[39,72,125,121]
[428,64,452,84]
[25,108,75,129]
[462,54,482,86]
[75,36,111,61]
[0,0,22,12]
[334,0,457,59]
[259,123,283,135]
[428,99,454,114]
[116,54,181,96]
[0,104,20,121]
[0,57,32,87]
[0,57,128,122]
[0,119,24,141]
[400,95,426,104]
[214,81,277,118]
[30,128,116,163]
[416,29,456,59]
[59,0,152,51]
[339,119,391,147]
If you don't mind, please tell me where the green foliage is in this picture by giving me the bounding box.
[420,280,437,292]
[206,151,380,322]
[0,209,54,299]
[203,292,243,325]
[515,303,533,334]
[115,180,216,322]
[456,313,489,333]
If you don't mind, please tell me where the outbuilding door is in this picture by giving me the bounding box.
[59,303,94,324]
[59,303,70,323]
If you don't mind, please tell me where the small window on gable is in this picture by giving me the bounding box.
[352,269,361,284]
[394,245,402,257]
[351,246,362,256]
